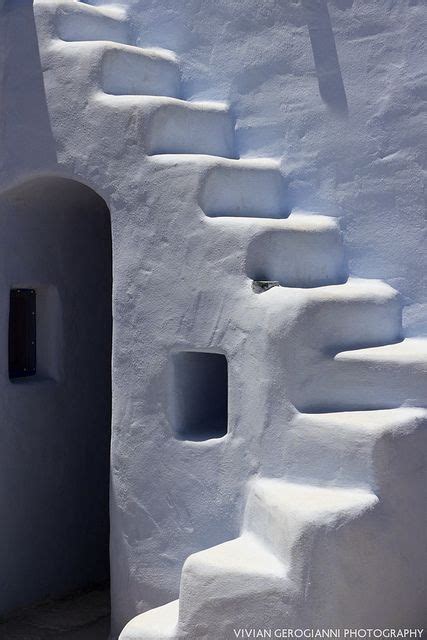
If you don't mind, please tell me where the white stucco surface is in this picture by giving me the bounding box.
[1,0,426,637]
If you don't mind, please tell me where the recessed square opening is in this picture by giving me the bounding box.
[170,351,228,441]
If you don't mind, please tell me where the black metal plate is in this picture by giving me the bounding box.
[9,288,36,379]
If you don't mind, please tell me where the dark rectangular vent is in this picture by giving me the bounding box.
[9,288,36,379]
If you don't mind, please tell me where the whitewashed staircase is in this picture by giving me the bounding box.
[33,1,427,637]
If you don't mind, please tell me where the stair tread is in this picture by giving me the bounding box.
[186,533,285,577]
[209,212,340,233]
[272,211,339,232]
[264,276,398,299]
[60,39,178,62]
[154,154,280,165]
[336,338,427,364]
[56,0,126,19]
[250,479,377,519]
[97,94,229,111]
[297,407,427,432]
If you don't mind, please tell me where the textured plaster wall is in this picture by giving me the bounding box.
[126,0,426,333]
[0,0,425,635]
[110,0,426,630]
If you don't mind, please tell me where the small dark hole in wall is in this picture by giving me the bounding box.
[171,351,228,441]
[9,288,37,379]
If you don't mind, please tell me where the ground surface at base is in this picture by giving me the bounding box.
[0,586,110,639]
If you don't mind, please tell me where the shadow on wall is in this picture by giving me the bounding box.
[0,0,56,183]
[0,177,112,616]
[302,0,348,116]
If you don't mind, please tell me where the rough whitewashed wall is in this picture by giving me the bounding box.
[1,0,425,636]
[125,0,427,333]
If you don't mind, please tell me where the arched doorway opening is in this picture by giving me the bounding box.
[0,177,112,617]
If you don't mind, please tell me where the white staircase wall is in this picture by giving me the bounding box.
[0,0,422,636]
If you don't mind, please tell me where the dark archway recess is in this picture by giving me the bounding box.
[0,177,112,616]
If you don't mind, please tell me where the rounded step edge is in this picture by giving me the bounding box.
[283,407,427,489]
[119,600,179,640]
[243,479,378,565]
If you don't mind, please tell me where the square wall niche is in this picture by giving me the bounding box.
[170,351,228,441]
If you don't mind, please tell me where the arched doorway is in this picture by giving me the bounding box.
[0,177,112,617]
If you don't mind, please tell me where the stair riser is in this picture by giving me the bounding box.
[200,165,288,218]
[178,560,286,633]
[246,226,347,288]
[295,359,427,412]
[145,105,236,157]
[243,490,296,564]
[101,50,181,98]
[297,294,402,352]
[57,8,129,44]
[282,414,427,490]
[262,289,402,359]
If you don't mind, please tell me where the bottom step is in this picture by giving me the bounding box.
[119,600,179,640]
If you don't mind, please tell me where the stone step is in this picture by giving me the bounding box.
[246,212,347,288]
[283,408,427,488]
[260,277,402,351]
[101,44,181,98]
[119,600,179,640]
[199,159,288,218]
[243,479,377,565]
[299,338,427,411]
[56,2,129,44]
[98,96,236,157]
[119,534,287,639]
[177,533,288,634]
